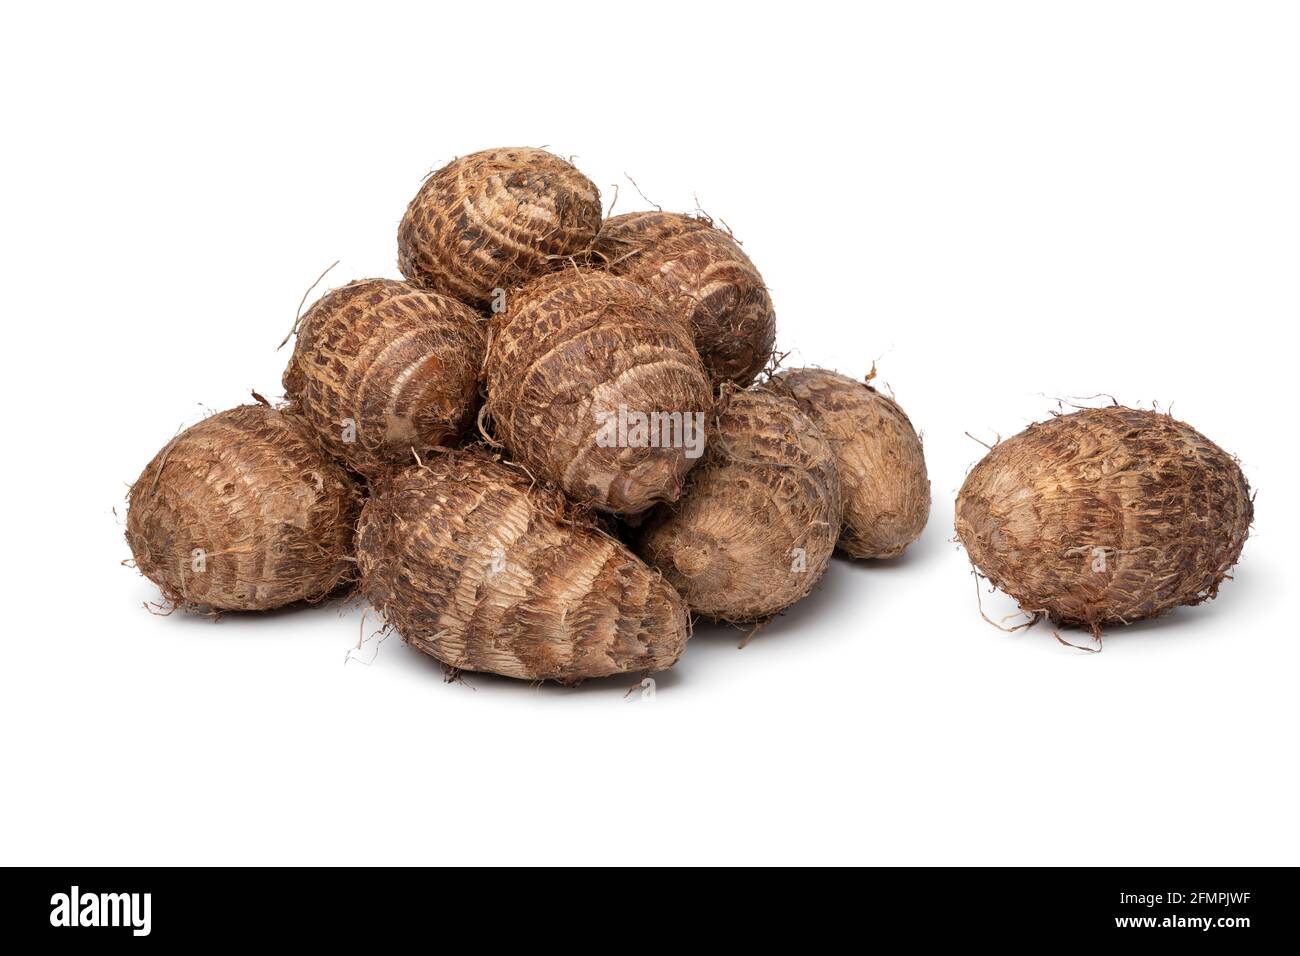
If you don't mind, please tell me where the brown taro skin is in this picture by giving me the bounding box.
[593,212,776,388]
[356,450,689,684]
[955,406,1252,631]
[126,405,361,612]
[634,386,843,623]
[769,368,930,559]
[282,278,486,478]
[398,147,602,307]
[484,268,714,515]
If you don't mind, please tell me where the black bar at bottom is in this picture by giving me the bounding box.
[1,866,1291,944]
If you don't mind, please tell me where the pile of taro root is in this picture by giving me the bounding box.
[125,147,1252,682]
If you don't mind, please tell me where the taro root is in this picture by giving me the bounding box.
[126,404,361,612]
[634,386,842,623]
[769,367,930,559]
[955,405,1252,633]
[282,278,485,477]
[398,147,602,307]
[594,211,775,387]
[356,450,689,684]
[484,268,714,515]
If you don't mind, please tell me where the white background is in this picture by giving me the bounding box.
[2,1,1296,866]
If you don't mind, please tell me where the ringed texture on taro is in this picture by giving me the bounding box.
[769,367,930,559]
[282,278,486,478]
[634,385,843,623]
[356,449,690,684]
[594,211,776,387]
[398,147,602,307]
[484,268,714,515]
[955,405,1252,633]
[126,404,362,612]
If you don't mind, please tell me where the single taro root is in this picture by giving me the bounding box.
[955,405,1253,634]
[594,211,775,387]
[282,278,485,477]
[398,147,602,307]
[484,268,714,515]
[357,450,689,684]
[769,367,930,559]
[634,386,843,623]
[126,404,361,612]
